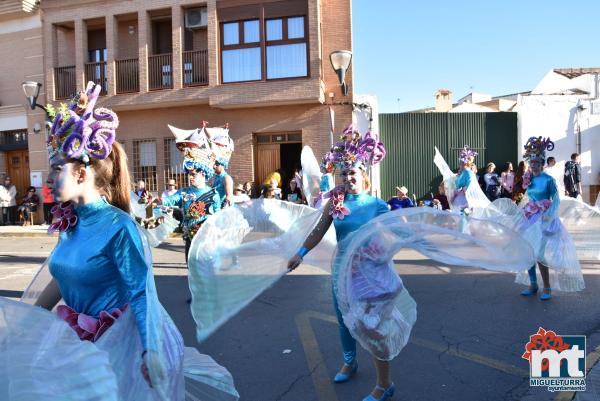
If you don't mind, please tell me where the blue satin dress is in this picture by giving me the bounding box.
[526,172,559,217]
[212,171,230,208]
[49,197,148,345]
[331,192,389,364]
[453,169,472,211]
[525,172,560,282]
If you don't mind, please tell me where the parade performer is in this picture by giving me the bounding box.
[162,123,221,262]
[0,82,238,401]
[513,137,584,299]
[434,145,490,213]
[289,125,401,401]
[186,126,534,401]
[286,127,533,401]
[207,122,235,208]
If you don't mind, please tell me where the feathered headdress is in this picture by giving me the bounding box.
[458,145,477,165]
[47,81,118,164]
[523,136,554,163]
[321,124,386,173]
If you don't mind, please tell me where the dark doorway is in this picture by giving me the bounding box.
[279,143,302,186]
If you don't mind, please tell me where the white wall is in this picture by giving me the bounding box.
[517,94,600,202]
[353,94,381,197]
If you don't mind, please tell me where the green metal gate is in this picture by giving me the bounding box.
[379,112,518,201]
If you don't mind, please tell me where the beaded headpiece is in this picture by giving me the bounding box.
[47,81,118,164]
[523,136,554,163]
[321,124,386,173]
[458,145,477,165]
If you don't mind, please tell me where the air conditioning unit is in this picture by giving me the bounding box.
[185,8,207,29]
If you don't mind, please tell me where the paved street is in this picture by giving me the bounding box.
[1,236,600,401]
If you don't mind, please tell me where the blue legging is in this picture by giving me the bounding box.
[527,265,537,285]
[332,288,356,365]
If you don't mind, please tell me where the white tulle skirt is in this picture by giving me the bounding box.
[473,198,585,292]
[0,297,238,401]
[189,201,534,362]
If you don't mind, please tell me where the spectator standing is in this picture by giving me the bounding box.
[262,169,282,191]
[41,183,55,225]
[387,186,415,210]
[547,157,556,168]
[564,153,582,199]
[483,162,501,201]
[500,162,515,198]
[161,179,178,199]
[512,161,529,203]
[433,183,450,210]
[243,181,255,198]
[18,186,39,225]
[284,179,304,204]
[133,179,148,199]
[0,176,17,225]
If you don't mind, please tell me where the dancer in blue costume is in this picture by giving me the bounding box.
[288,125,398,401]
[208,122,235,208]
[163,124,221,262]
[517,136,584,300]
[0,82,237,401]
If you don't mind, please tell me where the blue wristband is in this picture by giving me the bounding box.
[297,246,309,258]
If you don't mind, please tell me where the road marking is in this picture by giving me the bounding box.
[410,337,528,377]
[295,311,340,401]
[554,344,600,401]
[295,311,529,401]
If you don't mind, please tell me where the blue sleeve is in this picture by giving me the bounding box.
[162,189,182,207]
[109,219,148,348]
[210,191,221,214]
[456,170,471,189]
[377,198,390,215]
[545,176,560,218]
[407,198,415,207]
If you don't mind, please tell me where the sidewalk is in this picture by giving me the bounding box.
[0,224,183,238]
[0,224,56,237]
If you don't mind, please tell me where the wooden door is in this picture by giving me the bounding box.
[255,144,280,186]
[7,150,29,199]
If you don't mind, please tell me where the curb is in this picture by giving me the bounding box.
[0,232,183,238]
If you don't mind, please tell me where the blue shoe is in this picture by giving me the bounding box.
[333,361,358,383]
[520,285,539,296]
[362,383,396,401]
[540,288,552,301]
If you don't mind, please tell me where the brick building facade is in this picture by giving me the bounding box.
[0,1,44,203]
[36,0,354,195]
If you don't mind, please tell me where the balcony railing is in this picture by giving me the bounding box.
[116,58,139,94]
[183,50,208,87]
[148,53,173,90]
[54,66,76,99]
[84,61,108,95]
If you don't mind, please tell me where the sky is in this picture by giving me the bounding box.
[351,0,600,113]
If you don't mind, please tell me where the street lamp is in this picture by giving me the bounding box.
[329,50,352,96]
[22,81,48,114]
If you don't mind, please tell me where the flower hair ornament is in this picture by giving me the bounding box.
[459,145,478,165]
[320,124,386,220]
[523,136,554,163]
[167,121,231,178]
[47,81,118,164]
[321,124,386,173]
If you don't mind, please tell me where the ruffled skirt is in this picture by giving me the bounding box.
[0,297,238,401]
